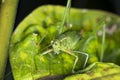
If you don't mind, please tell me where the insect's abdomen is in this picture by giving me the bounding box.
[58,31,82,50]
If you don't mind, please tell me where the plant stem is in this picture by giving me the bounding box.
[0,0,18,79]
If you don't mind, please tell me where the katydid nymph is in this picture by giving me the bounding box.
[40,0,89,73]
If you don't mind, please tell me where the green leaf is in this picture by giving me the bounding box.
[9,5,120,80]
[64,62,120,80]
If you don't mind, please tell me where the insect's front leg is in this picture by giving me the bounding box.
[40,49,53,60]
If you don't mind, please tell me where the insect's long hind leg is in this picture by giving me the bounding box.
[62,50,78,73]
[73,51,89,68]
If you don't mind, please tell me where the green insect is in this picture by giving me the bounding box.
[9,1,108,80]
[40,31,89,73]
[40,0,89,73]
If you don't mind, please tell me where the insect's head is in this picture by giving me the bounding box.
[51,40,61,54]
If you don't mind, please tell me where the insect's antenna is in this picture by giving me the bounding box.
[91,16,106,62]
[39,30,48,44]
[82,36,96,51]
[39,30,53,51]
[92,16,106,35]
[58,0,71,35]
[100,22,106,62]
[41,43,52,51]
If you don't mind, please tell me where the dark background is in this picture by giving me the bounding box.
[4,0,120,80]
[14,0,120,27]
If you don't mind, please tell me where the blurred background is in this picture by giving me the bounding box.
[4,0,120,80]
[14,0,120,27]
